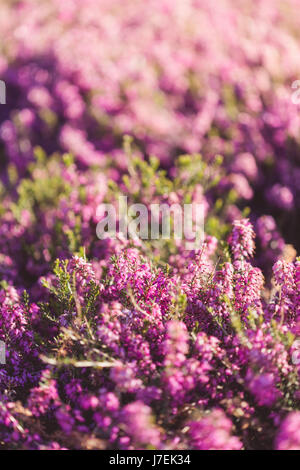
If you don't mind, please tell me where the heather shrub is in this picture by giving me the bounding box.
[0,0,299,450]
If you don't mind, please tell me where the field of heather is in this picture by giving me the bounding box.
[0,0,299,451]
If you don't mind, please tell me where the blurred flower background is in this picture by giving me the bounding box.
[0,0,299,450]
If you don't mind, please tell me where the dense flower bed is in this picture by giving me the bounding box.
[0,0,299,450]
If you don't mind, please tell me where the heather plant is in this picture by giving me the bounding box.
[0,0,299,451]
[0,219,298,449]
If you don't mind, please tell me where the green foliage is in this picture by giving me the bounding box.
[12,147,71,222]
[41,258,100,323]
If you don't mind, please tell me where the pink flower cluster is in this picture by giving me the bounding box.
[0,0,298,451]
